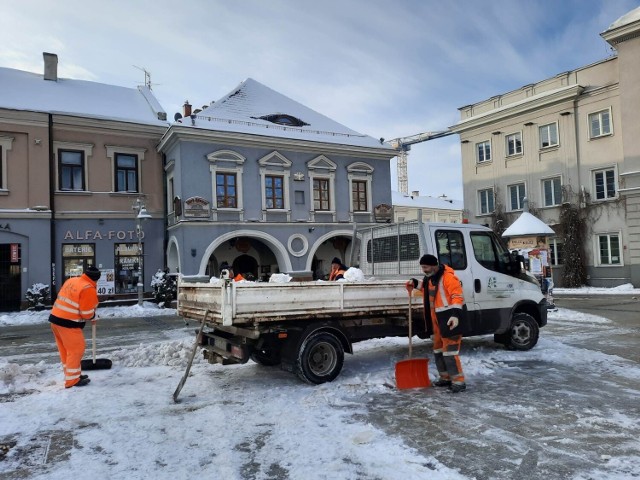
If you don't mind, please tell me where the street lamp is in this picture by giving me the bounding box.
[133,198,152,306]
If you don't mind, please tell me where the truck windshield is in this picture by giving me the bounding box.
[470,231,517,276]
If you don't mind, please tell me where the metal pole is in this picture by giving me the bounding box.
[137,216,143,306]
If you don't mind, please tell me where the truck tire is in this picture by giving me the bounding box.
[498,312,539,351]
[296,331,344,385]
[250,349,281,366]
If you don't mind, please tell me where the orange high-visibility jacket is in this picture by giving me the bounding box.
[50,274,99,323]
[329,268,346,281]
[428,265,464,322]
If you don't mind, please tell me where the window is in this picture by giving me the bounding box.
[61,244,95,282]
[313,178,330,210]
[352,180,368,211]
[115,243,142,294]
[478,188,494,215]
[0,135,13,190]
[216,173,237,208]
[265,175,284,209]
[435,230,467,270]
[508,183,526,211]
[597,233,621,265]
[59,150,85,191]
[470,231,514,274]
[207,149,245,217]
[548,238,563,266]
[589,109,612,139]
[476,141,491,163]
[115,153,138,192]
[542,177,562,207]
[347,162,373,214]
[593,167,617,200]
[506,132,522,156]
[539,123,558,148]
[308,155,336,215]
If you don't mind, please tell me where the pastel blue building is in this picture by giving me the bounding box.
[158,79,395,280]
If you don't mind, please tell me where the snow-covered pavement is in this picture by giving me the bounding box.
[1,293,639,479]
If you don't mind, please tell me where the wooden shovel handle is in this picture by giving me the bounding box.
[92,322,97,364]
[408,291,413,358]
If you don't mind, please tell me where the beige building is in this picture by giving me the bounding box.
[450,7,640,288]
[0,53,168,309]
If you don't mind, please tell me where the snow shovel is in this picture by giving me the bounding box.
[395,291,430,389]
[81,322,112,370]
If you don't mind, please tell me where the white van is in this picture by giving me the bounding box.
[356,220,548,350]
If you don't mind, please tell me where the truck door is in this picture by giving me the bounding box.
[432,229,482,333]
[468,230,518,333]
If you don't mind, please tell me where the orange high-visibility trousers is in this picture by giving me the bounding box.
[51,323,86,388]
[431,317,465,385]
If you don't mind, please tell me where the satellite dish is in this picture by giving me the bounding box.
[174,112,183,122]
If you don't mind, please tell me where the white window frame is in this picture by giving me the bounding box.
[207,149,245,221]
[258,151,292,220]
[478,187,495,215]
[0,135,14,191]
[595,232,622,266]
[505,132,523,156]
[347,162,374,217]
[588,108,613,139]
[539,122,559,149]
[508,182,526,211]
[476,140,491,163]
[548,237,563,266]
[53,141,93,192]
[541,176,562,207]
[106,145,146,194]
[592,166,618,201]
[307,155,337,221]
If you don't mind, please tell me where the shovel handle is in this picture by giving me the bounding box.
[92,322,97,364]
[408,291,413,358]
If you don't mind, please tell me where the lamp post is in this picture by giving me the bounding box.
[133,198,152,306]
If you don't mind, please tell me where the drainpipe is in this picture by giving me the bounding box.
[162,152,168,270]
[48,113,57,299]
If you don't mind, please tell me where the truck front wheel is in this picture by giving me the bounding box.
[296,331,344,385]
[498,312,540,351]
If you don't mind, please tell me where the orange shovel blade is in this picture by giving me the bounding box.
[395,358,430,389]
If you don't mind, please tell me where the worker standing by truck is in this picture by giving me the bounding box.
[329,257,348,281]
[407,254,467,393]
[49,266,101,388]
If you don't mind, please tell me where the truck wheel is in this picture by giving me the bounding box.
[250,349,281,366]
[503,312,539,351]
[296,331,344,385]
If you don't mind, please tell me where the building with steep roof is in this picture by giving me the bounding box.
[450,6,640,287]
[0,53,168,309]
[158,78,396,280]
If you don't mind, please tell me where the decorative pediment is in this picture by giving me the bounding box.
[307,155,336,171]
[258,151,292,168]
[347,161,374,174]
[207,149,246,164]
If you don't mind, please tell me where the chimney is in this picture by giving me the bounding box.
[411,190,420,197]
[43,52,58,81]
[183,101,192,117]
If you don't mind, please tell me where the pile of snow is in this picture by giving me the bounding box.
[269,273,292,283]
[554,283,640,295]
[342,267,365,282]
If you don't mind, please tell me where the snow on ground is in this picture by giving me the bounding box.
[1,287,639,479]
[553,283,640,295]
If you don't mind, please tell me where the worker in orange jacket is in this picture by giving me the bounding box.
[329,257,348,281]
[220,262,245,282]
[49,266,101,388]
[407,254,467,393]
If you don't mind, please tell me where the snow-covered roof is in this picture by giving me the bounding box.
[175,78,393,150]
[606,6,640,31]
[0,66,168,127]
[501,211,555,237]
[391,190,463,210]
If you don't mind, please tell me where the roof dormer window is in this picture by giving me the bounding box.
[256,114,309,127]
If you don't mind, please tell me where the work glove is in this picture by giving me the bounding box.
[405,280,414,294]
[447,316,459,330]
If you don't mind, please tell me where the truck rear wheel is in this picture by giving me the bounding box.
[498,312,539,351]
[296,331,344,385]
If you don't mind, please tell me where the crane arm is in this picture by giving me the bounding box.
[387,130,453,150]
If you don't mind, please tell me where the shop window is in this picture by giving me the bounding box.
[62,244,95,282]
[115,243,143,294]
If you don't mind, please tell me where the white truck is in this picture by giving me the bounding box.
[176,220,548,386]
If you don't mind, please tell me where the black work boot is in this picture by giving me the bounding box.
[80,374,89,380]
[449,383,466,393]
[66,377,91,388]
[433,378,452,387]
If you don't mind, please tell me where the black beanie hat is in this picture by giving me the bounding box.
[419,254,439,266]
[331,257,341,265]
[84,266,101,281]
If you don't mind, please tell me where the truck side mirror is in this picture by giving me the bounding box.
[515,254,525,273]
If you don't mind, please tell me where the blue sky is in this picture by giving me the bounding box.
[1,0,637,200]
